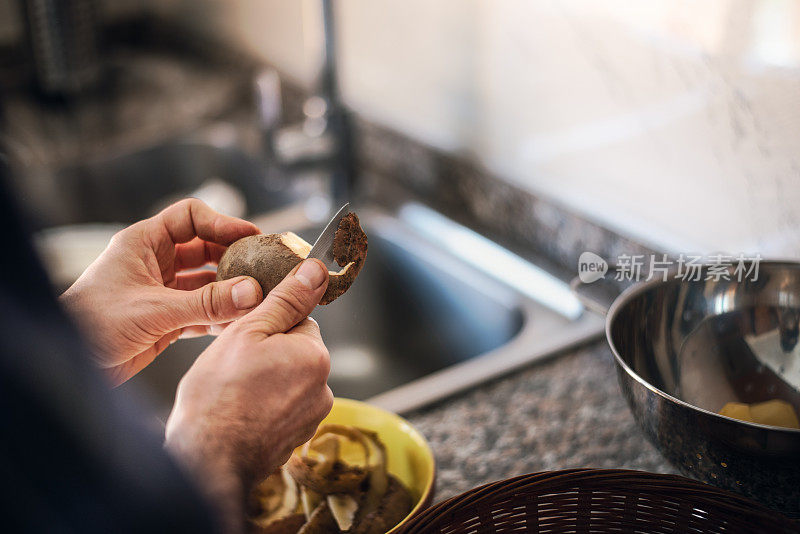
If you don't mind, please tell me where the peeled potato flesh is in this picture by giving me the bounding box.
[750,399,800,429]
[719,402,754,423]
[249,467,301,530]
[719,399,799,429]
[326,494,359,531]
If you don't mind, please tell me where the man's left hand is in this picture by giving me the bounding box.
[60,199,263,385]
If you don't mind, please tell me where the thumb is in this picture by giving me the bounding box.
[167,275,263,329]
[245,259,329,336]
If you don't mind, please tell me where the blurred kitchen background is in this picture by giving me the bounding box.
[229,0,800,258]
[0,0,800,398]
[3,0,800,255]
[5,0,800,511]
[2,0,800,414]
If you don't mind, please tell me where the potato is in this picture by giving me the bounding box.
[750,399,800,429]
[719,402,753,422]
[218,212,367,305]
[719,399,799,429]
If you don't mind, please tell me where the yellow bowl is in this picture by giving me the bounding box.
[320,398,436,532]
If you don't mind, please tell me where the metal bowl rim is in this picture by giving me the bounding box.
[605,260,800,435]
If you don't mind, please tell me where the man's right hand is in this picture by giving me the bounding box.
[164,258,334,533]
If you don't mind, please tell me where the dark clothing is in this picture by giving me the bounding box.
[0,159,217,532]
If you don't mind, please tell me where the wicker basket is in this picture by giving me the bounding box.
[395,469,799,534]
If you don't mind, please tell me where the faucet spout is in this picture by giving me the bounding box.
[255,0,354,212]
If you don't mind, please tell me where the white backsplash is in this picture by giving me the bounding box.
[10,0,800,257]
[337,0,800,258]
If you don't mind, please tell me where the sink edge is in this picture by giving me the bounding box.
[366,305,606,414]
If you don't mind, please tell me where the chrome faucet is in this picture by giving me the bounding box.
[255,0,353,210]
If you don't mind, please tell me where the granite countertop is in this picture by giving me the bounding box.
[406,341,676,503]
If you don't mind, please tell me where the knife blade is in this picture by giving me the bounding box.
[308,203,350,270]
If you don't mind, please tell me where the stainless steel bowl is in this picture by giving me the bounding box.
[596,262,800,517]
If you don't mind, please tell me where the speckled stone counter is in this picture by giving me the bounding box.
[406,342,676,503]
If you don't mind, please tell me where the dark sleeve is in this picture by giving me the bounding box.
[0,155,220,533]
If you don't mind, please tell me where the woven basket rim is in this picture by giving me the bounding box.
[397,468,799,533]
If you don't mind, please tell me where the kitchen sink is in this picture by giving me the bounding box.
[304,210,525,402]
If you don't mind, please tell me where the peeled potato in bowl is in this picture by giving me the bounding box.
[719,399,800,429]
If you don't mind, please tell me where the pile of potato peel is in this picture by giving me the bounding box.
[249,425,413,534]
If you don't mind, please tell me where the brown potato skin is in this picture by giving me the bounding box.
[351,477,413,534]
[218,233,302,301]
[216,213,367,305]
[286,455,367,495]
[297,502,338,534]
[332,213,368,271]
[249,513,306,534]
[247,477,412,534]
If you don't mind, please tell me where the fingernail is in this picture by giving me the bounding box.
[209,324,224,335]
[232,279,259,309]
[295,259,327,289]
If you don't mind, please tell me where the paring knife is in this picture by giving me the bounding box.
[308,203,350,270]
